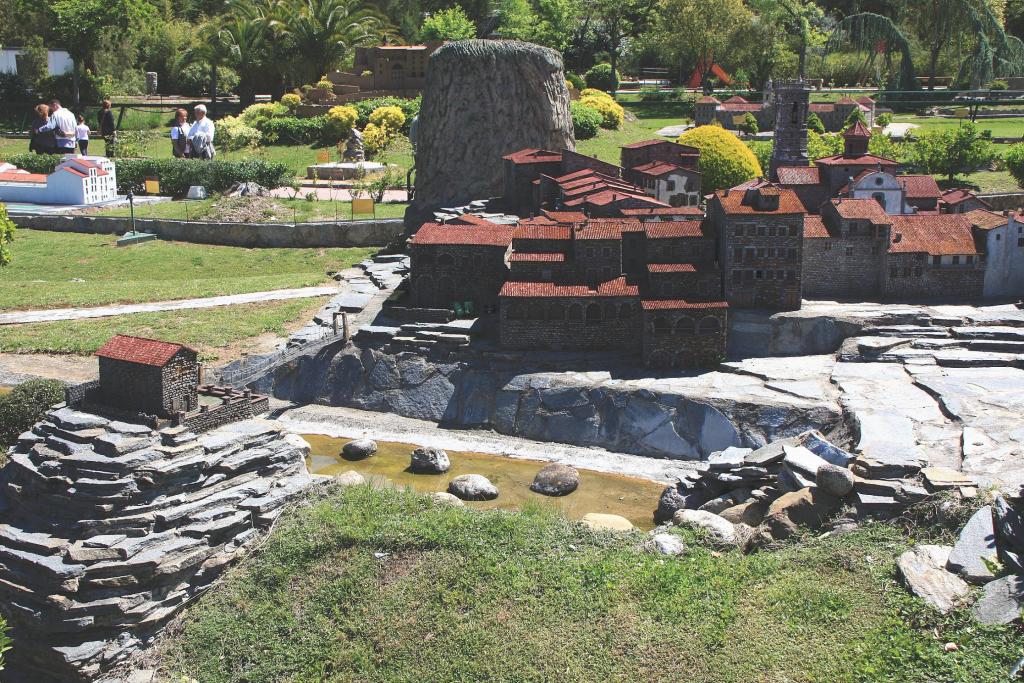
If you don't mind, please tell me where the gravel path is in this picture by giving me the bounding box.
[0,286,338,325]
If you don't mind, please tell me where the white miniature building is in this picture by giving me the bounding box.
[0,156,117,205]
[966,209,1024,298]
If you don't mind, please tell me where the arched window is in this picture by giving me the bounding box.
[437,253,455,267]
[586,303,602,324]
[648,350,670,368]
[528,302,545,320]
[674,316,695,335]
[548,303,565,320]
[653,316,670,333]
[568,304,583,320]
[698,316,721,335]
[619,303,632,319]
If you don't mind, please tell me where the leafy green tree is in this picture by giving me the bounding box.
[571,101,602,139]
[420,6,476,40]
[807,111,825,134]
[656,0,752,91]
[589,0,658,77]
[584,63,618,92]
[1004,141,1024,186]
[843,107,867,129]
[277,0,387,84]
[738,112,759,135]
[807,130,843,159]
[909,122,996,180]
[0,203,14,267]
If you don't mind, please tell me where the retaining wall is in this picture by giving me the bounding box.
[9,213,405,248]
[977,192,1024,212]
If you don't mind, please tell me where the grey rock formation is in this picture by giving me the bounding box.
[972,574,1024,625]
[672,509,738,544]
[334,470,366,486]
[408,40,574,223]
[0,411,312,682]
[764,487,841,539]
[342,438,377,459]
[530,463,580,496]
[896,545,970,613]
[816,462,854,497]
[647,532,687,556]
[947,505,997,584]
[410,446,451,474]
[994,495,1024,574]
[448,474,498,501]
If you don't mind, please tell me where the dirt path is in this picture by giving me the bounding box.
[0,353,98,385]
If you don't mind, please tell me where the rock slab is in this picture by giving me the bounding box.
[409,446,451,474]
[972,574,1024,625]
[897,545,970,613]
[672,509,737,544]
[946,505,997,584]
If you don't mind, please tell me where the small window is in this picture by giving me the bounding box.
[757,247,766,258]
[789,226,798,237]
[914,266,922,277]
[824,241,832,251]
[733,247,743,261]
[585,303,601,324]
[755,270,764,279]
[768,226,777,237]
[602,247,611,257]
[787,270,795,280]
[585,247,595,257]
[890,267,898,278]
[1018,237,1024,247]
[952,255,960,265]
[872,245,880,255]
[933,256,941,265]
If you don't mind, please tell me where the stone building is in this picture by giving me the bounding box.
[95,335,199,418]
[966,209,1024,298]
[709,181,806,310]
[327,43,439,102]
[769,80,811,179]
[408,222,514,311]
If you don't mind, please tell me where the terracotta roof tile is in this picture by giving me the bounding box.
[574,221,645,239]
[499,277,639,298]
[696,96,721,104]
[644,221,709,239]
[513,224,571,240]
[641,299,728,310]
[410,223,514,247]
[804,215,829,238]
[96,335,193,367]
[541,210,587,223]
[964,209,1009,230]
[829,198,891,222]
[715,185,805,214]
[503,148,562,164]
[775,166,821,185]
[940,188,990,208]
[889,214,978,255]
[815,153,897,166]
[844,121,871,138]
[448,214,499,226]
[898,175,941,199]
[0,172,47,183]
[808,103,835,113]
[647,263,696,272]
[723,96,749,104]
[563,190,664,208]
[620,207,704,217]
[631,161,687,176]
[719,102,763,111]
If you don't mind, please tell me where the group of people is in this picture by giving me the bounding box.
[28,99,114,156]
[28,101,215,160]
[170,105,216,160]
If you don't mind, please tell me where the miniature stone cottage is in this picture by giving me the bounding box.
[95,334,199,418]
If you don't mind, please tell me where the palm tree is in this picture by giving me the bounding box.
[276,0,388,83]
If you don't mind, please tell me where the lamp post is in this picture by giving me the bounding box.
[127,190,136,236]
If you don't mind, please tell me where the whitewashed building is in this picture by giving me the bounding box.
[966,209,1024,298]
[0,156,117,205]
[0,47,73,77]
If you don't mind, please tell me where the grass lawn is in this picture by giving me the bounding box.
[88,197,409,222]
[0,298,321,359]
[0,229,374,311]
[893,115,1024,139]
[154,485,1023,683]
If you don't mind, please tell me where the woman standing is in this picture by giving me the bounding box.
[29,104,53,154]
[170,108,189,158]
[75,115,90,155]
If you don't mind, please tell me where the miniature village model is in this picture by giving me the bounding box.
[0,156,117,205]
[403,80,1024,369]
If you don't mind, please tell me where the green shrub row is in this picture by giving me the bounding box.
[0,379,64,453]
[2,154,292,196]
[258,115,327,145]
[352,96,420,132]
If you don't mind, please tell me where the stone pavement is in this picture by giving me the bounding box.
[0,287,338,325]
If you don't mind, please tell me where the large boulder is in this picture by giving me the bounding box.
[993,495,1024,574]
[655,480,705,524]
[448,474,498,501]
[409,446,451,474]
[408,40,575,222]
[530,463,579,496]
[582,513,634,531]
[946,505,997,584]
[342,438,377,459]
[897,545,970,614]
[764,487,841,539]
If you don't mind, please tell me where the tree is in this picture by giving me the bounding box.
[656,0,753,92]
[843,107,867,129]
[677,125,762,191]
[589,0,658,77]
[807,111,825,134]
[277,0,387,84]
[909,122,996,180]
[585,63,618,92]
[420,6,475,41]
[738,112,759,135]
[824,13,917,91]
[0,203,14,267]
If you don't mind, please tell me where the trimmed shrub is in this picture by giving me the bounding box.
[325,105,359,143]
[571,101,602,140]
[362,123,392,158]
[353,97,420,132]
[280,93,301,112]
[0,379,65,452]
[807,112,826,134]
[239,103,287,129]
[1,154,62,175]
[260,116,326,144]
[843,107,867,129]
[676,125,762,191]
[566,72,585,91]
[579,90,624,130]
[738,112,759,135]
[1006,143,1024,186]
[585,63,619,93]
[421,6,476,41]
[216,115,262,151]
[368,105,406,132]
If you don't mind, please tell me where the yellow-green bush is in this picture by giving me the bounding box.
[677,125,762,192]
[216,115,262,150]
[325,105,359,140]
[362,123,392,158]
[280,93,301,112]
[579,92,624,130]
[368,105,406,133]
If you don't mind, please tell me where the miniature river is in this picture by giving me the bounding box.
[302,434,665,530]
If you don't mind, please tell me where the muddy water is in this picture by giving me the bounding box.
[302,434,665,530]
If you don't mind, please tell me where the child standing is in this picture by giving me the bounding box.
[75,115,90,155]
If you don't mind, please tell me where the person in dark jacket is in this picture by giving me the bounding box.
[29,103,55,154]
[170,108,189,158]
[98,100,116,157]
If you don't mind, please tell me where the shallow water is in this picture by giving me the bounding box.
[302,434,665,530]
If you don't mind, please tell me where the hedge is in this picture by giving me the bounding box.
[259,116,327,145]
[1,154,292,196]
[0,379,64,452]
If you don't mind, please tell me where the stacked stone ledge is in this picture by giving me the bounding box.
[0,406,314,682]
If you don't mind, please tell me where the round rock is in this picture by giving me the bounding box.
[530,463,579,496]
[342,438,377,459]
[672,509,738,544]
[334,470,365,486]
[582,513,634,531]
[647,532,686,556]
[410,446,450,474]
[815,462,854,497]
[430,491,465,507]
[448,474,498,501]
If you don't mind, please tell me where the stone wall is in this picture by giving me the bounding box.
[641,308,727,368]
[500,297,640,351]
[803,234,886,299]
[883,254,986,300]
[717,211,804,309]
[409,243,509,310]
[181,395,270,433]
[10,214,404,248]
[0,409,313,682]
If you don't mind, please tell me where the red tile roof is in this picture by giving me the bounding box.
[815,153,897,166]
[541,210,587,223]
[574,221,645,240]
[716,186,805,214]
[830,198,891,223]
[448,214,498,226]
[641,299,728,310]
[499,277,639,298]
[631,161,687,177]
[723,96,749,104]
[563,190,664,208]
[775,166,821,185]
[410,223,514,247]
[513,224,571,240]
[856,96,875,105]
[552,168,605,183]
[620,207,704,217]
[844,121,871,138]
[622,139,672,149]
[696,96,721,104]
[835,96,859,105]
[503,148,562,164]
[899,175,941,199]
[647,263,696,272]
[96,335,193,367]
[808,103,835,113]
[803,215,829,238]
[509,252,565,262]
[720,103,763,112]
[644,221,708,239]
[940,188,990,207]
[0,172,47,183]
[889,214,978,255]
[964,209,1009,230]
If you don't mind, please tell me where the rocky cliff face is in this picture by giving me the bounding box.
[408,40,575,221]
[0,410,313,682]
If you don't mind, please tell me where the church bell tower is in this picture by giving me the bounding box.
[768,80,811,181]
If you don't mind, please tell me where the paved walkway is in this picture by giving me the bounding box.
[0,286,338,325]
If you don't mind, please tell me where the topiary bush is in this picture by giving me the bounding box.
[875,112,893,128]
[584,63,619,93]
[676,125,762,192]
[807,112,826,134]
[0,379,65,454]
[215,115,262,151]
[738,112,759,135]
[259,116,326,144]
[362,123,393,158]
[368,105,406,133]
[280,93,301,113]
[566,72,585,91]
[571,101,603,140]
[325,105,359,142]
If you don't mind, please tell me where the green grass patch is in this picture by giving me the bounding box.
[0,229,374,310]
[88,197,409,222]
[0,298,320,357]
[155,486,1024,683]
[893,115,1024,139]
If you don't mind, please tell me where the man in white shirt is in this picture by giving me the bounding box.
[36,99,77,153]
[186,104,216,160]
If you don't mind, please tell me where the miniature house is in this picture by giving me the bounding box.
[0,155,117,205]
[95,335,199,418]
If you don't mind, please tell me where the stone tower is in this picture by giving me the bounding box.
[769,80,811,181]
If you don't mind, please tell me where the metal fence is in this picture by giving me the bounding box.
[212,330,349,389]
